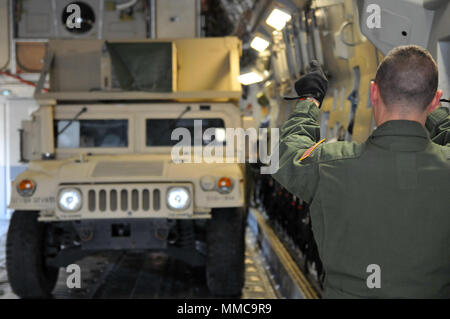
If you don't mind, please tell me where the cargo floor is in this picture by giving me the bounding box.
[43,229,278,299]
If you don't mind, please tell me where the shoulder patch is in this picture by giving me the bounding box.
[299,138,326,162]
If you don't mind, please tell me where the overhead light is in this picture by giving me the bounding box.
[266,8,292,31]
[238,72,264,86]
[250,36,270,53]
[1,89,12,96]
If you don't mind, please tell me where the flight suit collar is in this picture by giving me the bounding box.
[369,120,430,151]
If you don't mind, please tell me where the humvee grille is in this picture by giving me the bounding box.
[87,187,162,213]
[57,183,193,219]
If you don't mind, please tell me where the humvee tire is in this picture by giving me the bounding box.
[6,211,59,298]
[206,207,246,297]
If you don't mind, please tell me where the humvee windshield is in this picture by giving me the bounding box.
[53,118,226,149]
[54,119,128,148]
[146,118,226,146]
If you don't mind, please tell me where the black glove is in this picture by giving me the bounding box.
[285,60,328,107]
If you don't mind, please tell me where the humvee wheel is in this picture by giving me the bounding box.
[6,211,59,298]
[206,208,246,297]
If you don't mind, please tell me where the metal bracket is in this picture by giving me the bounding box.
[34,50,54,98]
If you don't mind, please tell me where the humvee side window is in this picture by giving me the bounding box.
[146,119,226,147]
[54,120,128,148]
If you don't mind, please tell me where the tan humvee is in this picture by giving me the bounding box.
[7,38,252,298]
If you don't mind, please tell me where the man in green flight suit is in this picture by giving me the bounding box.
[272,45,450,298]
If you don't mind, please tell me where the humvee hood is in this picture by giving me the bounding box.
[24,154,243,183]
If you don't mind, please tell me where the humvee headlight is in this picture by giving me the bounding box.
[167,187,191,211]
[58,188,82,212]
[217,177,233,194]
[17,179,36,197]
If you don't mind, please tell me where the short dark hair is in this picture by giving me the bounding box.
[375,45,438,111]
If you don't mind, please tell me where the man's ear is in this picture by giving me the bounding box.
[427,90,443,113]
[370,81,379,107]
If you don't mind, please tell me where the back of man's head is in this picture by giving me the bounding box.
[375,45,438,113]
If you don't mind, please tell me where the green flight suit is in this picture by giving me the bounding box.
[272,101,450,298]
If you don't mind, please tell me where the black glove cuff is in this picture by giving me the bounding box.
[298,92,322,101]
